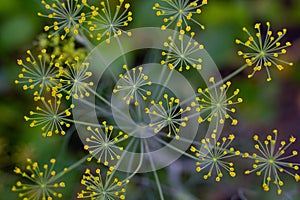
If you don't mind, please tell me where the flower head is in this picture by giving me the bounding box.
[190,133,237,182]
[153,0,207,31]
[161,32,204,71]
[38,0,91,40]
[55,56,93,99]
[77,168,130,200]
[236,22,293,81]
[244,129,300,195]
[84,122,128,166]
[24,95,74,137]
[113,65,152,106]
[37,33,87,63]
[12,158,66,200]
[192,78,243,133]
[87,0,133,43]
[145,94,190,139]
[15,49,60,97]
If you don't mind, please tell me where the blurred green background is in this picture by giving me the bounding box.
[0,0,300,199]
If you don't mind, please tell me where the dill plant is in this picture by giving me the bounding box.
[11,0,298,199]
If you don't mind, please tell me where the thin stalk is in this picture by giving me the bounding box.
[49,154,89,183]
[144,140,165,200]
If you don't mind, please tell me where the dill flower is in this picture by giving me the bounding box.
[12,158,66,199]
[192,77,243,133]
[87,0,133,43]
[153,0,207,31]
[145,94,190,139]
[38,0,91,40]
[37,33,88,63]
[55,56,93,99]
[113,65,152,106]
[77,168,130,200]
[84,121,128,166]
[24,95,74,137]
[236,22,293,81]
[161,32,204,71]
[190,133,237,182]
[244,129,300,195]
[15,49,60,97]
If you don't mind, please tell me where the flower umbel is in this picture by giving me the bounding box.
[37,33,88,63]
[56,56,93,99]
[24,95,74,137]
[190,133,237,182]
[77,168,130,200]
[87,0,133,43]
[38,0,90,40]
[244,130,300,195]
[145,94,190,139]
[193,77,243,133]
[12,158,66,200]
[236,22,293,81]
[153,0,207,31]
[15,49,59,97]
[113,65,152,106]
[161,32,204,71]
[84,122,128,166]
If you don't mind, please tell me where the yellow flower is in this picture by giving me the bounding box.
[86,0,133,43]
[113,65,152,106]
[12,158,66,200]
[56,57,93,99]
[24,95,74,137]
[84,122,128,166]
[161,32,204,71]
[236,22,293,81]
[38,0,91,40]
[77,167,130,199]
[15,49,60,97]
[191,133,237,182]
[153,0,207,31]
[193,77,243,133]
[244,129,300,195]
[146,94,190,139]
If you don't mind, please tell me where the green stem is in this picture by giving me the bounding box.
[213,64,248,88]
[144,140,165,200]
[49,155,89,183]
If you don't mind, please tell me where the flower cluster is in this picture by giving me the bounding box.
[190,133,237,182]
[145,94,190,139]
[24,95,74,137]
[113,65,152,106]
[236,22,293,81]
[192,77,243,133]
[12,158,66,200]
[86,0,133,43]
[244,130,300,195]
[161,32,204,71]
[153,0,207,31]
[11,0,299,199]
[56,56,93,99]
[84,122,128,166]
[78,168,130,200]
[15,49,59,97]
[38,0,91,40]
